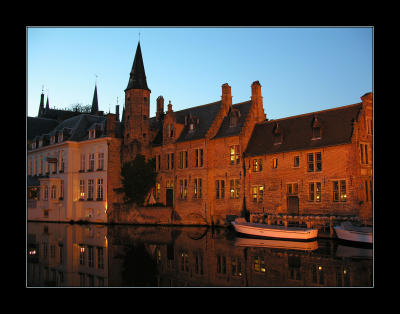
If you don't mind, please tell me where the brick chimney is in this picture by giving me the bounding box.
[221,83,232,115]
[106,113,117,137]
[156,96,164,120]
[167,100,173,113]
[251,80,266,121]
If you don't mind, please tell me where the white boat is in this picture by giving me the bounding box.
[231,218,318,240]
[234,237,318,251]
[333,221,372,244]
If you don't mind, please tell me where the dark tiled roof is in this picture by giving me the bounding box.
[51,114,106,141]
[27,117,59,141]
[175,101,222,143]
[213,100,252,139]
[244,103,362,157]
[126,42,150,91]
[39,108,81,121]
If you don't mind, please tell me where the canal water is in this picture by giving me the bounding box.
[27,221,373,287]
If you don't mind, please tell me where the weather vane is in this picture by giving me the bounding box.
[139,32,141,42]
[95,74,98,85]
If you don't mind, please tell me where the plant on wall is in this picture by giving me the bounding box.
[120,154,157,206]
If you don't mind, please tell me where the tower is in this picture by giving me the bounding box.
[91,84,99,114]
[38,89,45,117]
[123,41,151,160]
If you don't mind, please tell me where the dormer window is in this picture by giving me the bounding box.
[169,124,174,137]
[58,132,63,143]
[312,116,322,140]
[32,141,36,150]
[50,135,56,145]
[89,129,96,139]
[39,139,43,147]
[229,108,241,128]
[273,123,282,145]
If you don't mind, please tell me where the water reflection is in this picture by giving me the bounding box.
[27,222,373,287]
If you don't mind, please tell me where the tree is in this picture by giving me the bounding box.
[120,154,157,206]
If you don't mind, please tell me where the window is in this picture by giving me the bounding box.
[88,179,94,200]
[309,182,321,202]
[360,144,369,165]
[231,257,242,277]
[307,152,322,172]
[294,156,300,168]
[97,178,103,200]
[287,183,298,195]
[312,126,321,139]
[230,179,240,199]
[195,148,203,167]
[97,247,104,269]
[254,256,266,273]
[89,129,95,139]
[89,153,95,171]
[251,185,264,202]
[43,185,49,200]
[167,153,174,170]
[60,180,64,199]
[58,132,63,143]
[59,151,64,173]
[157,155,161,171]
[216,180,225,199]
[155,183,161,200]
[80,154,86,172]
[79,180,85,200]
[333,180,346,202]
[180,179,187,199]
[272,158,278,169]
[230,145,240,165]
[88,246,94,268]
[252,159,262,172]
[194,178,202,199]
[169,124,174,137]
[79,245,85,265]
[98,152,104,170]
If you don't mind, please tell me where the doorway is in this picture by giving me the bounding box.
[287,196,299,215]
[166,188,173,207]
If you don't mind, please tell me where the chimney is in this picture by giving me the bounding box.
[168,100,173,113]
[251,81,266,121]
[156,96,164,120]
[221,83,232,114]
[106,113,117,137]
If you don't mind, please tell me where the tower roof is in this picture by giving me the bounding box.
[91,84,99,114]
[125,42,150,92]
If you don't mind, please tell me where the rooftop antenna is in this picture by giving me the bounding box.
[95,74,98,85]
[42,85,44,93]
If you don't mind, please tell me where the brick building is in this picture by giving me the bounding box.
[119,41,373,225]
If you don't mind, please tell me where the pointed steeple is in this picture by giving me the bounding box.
[125,42,150,91]
[91,84,99,114]
[38,89,45,116]
[46,96,50,111]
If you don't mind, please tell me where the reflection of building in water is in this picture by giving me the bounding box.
[27,223,372,287]
[106,225,372,287]
[27,222,108,287]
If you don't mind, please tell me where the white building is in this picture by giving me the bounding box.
[27,110,122,223]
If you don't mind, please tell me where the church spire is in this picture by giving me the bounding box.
[38,87,45,116]
[91,84,99,114]
[125,41,150,91]
[46,95,50,111]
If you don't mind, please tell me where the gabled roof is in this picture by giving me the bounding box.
[244,103,362,157]
[213,100,252,139]
[174,101,222,143]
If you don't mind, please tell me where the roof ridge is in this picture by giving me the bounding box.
[260,102,362,124]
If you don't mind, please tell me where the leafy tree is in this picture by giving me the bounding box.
[120,154,157,206]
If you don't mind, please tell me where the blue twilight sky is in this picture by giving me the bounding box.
[27,27,373,120]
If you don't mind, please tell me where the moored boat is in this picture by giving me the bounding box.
[231,218,318,240]
[333,221,372,244]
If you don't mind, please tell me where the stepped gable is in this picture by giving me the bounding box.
[244,102,363,157]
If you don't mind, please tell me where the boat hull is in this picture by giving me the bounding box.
[231,221,318,240]
[334,225,372,244]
